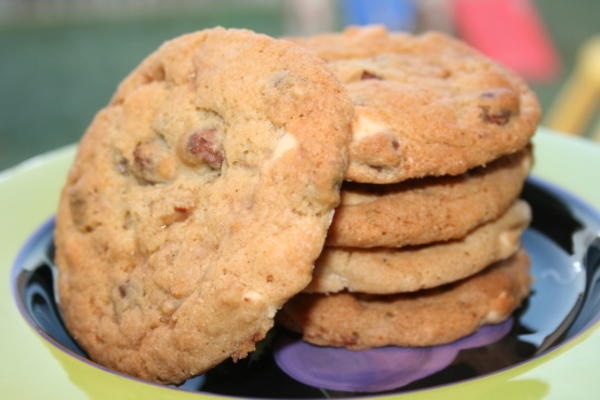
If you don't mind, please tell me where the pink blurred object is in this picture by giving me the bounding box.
[452,0,560,82]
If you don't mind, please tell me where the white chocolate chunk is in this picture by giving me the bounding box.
[271,130,298,160]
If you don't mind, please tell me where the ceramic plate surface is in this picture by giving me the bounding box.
[1,128,600,399]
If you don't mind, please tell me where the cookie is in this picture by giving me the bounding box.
[328,148,531,248]
[54,28,353,383]
[289,26,540,184]
[279,250,531,349]
[307,200,530,294]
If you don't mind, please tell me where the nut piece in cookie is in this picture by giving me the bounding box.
[131,139,177,184]
[178,128,224,169]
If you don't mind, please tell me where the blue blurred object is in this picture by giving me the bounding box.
[341,0,418,32]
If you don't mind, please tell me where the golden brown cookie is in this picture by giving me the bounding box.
[328,148,531,248]
[307,200,530,294]
[54,28,353,384]
[289,26,540,184]
[279,250,531,349]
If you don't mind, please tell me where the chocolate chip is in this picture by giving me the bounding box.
[69,193,87,230]
[69,190,100,233]
[360,70,383,80]
[367,164,384,172]
[133,144,153,174]
[122,210,134,230]
[182,128,224,169]
[118,284,127,298]
[342,331,360,346]
[111,150,129,175]
[116,158,129,175]
[131,141,175,184]
[480,106,512,126]
[480,91,497,98]
[160,205,192,227]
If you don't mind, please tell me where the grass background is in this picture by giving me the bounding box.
[1,0,598,171]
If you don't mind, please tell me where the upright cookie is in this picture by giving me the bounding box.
[308,200,530,294]
[279,250,531,349]
[289,26,540,183]
[328,148,531,248]
[54,28,353,383]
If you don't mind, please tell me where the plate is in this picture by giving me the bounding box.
[1,128,600,399]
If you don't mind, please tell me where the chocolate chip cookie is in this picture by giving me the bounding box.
[54,28,353,383]
[328,148,531,248]
[289,26,540,183]
[279,250,531,349]
[307,200,530,294]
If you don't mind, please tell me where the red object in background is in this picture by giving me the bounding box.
[452,0,560,82]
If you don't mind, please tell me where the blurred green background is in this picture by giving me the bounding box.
[1,0,599,171]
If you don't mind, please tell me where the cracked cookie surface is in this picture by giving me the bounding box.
[54,27,353,384]
[279,250,531,348]
[289,26,540,184]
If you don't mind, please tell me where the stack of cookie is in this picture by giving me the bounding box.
[53,25,541,385]
[278,27,540,349]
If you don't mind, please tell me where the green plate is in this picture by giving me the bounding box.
[2,128,599,400]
